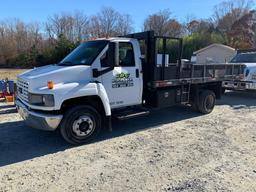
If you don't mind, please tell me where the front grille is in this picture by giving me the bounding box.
[17,78,29,103]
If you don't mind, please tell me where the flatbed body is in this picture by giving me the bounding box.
[124,31,245,108]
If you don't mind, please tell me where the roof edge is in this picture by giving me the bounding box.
[194,44,236,54]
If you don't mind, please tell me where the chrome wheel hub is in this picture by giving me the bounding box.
[72,116,94,137]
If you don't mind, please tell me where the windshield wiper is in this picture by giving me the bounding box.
[58,61,74,66]
[59,61,91,66]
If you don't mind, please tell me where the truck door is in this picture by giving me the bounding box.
[100,41,143,108]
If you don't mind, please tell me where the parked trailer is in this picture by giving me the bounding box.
[16,31,245,144]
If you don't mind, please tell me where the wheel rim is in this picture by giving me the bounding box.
[205,95,214,110]
[72,115,95,137]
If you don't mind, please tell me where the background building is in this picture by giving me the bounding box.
[192,44,236,64]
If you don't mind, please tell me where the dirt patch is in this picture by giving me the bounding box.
[0,91,256,192]
[0,69,29,80]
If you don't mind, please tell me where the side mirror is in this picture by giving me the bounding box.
[92,68,100,78]
[92,42,119,78]
[108,42,119,67]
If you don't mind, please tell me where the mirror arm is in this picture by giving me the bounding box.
[93,67,114,78]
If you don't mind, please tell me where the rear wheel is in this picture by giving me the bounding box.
[60,105,102,145]
[198,90,216,114]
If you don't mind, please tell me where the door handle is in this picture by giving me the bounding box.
[136,69,139,78]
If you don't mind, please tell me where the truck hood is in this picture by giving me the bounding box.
[18,64,93,92]
[19,65,64,78]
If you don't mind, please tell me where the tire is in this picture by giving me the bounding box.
[60,105,102,145]
[198,90,216,114]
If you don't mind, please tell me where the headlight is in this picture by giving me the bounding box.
[28,93,54,107]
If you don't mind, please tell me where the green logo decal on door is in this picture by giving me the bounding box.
[112,72,134,88]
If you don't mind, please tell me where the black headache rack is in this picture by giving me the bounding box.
[122,31,245,88]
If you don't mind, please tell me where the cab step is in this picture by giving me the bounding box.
[113,108,150,120]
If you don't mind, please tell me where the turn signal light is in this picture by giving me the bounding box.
[47,81,54,89]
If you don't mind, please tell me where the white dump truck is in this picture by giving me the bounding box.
[16,31,245,144]
[223,50,256,91]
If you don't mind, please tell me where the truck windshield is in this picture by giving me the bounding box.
[231,53,256,63]
[59,40,108,66]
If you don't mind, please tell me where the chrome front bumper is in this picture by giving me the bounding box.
[16,99,63,131]
[222,81,256,90]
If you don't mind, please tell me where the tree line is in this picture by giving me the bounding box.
[0,0,255,68]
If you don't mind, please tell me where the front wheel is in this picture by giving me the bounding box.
[60,105,102,145]
[197,90,216,114]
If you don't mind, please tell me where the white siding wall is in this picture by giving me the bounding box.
[196,46,236,64]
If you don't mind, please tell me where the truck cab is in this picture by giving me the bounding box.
[16,31,245,144]
[223,51,256,91]
[16,37,144,144]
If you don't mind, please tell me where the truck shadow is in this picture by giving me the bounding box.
[0,91,255,167]
[0,106,199,167]
[217,91,256,109]
[98,106,200,142]
[0,121,70,167]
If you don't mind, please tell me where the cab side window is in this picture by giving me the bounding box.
[119,42,135,67]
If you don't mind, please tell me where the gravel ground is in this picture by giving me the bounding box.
[0,91,256,192]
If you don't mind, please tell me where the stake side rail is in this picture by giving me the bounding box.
[150,63,245,88]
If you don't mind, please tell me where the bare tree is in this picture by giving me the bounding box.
[0,8,131,67]
[0,18,44,66]
[213,0,254,33]
[89,7,133,38]
[116,14,134,35]
[143,9,183,37]
[228,10,256,48]
[98,7,119,37]
[73,11,90,41]
[89,15,102,38]
[0,20,17,64]
[45,11,89,42]
[187,19,215,34]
